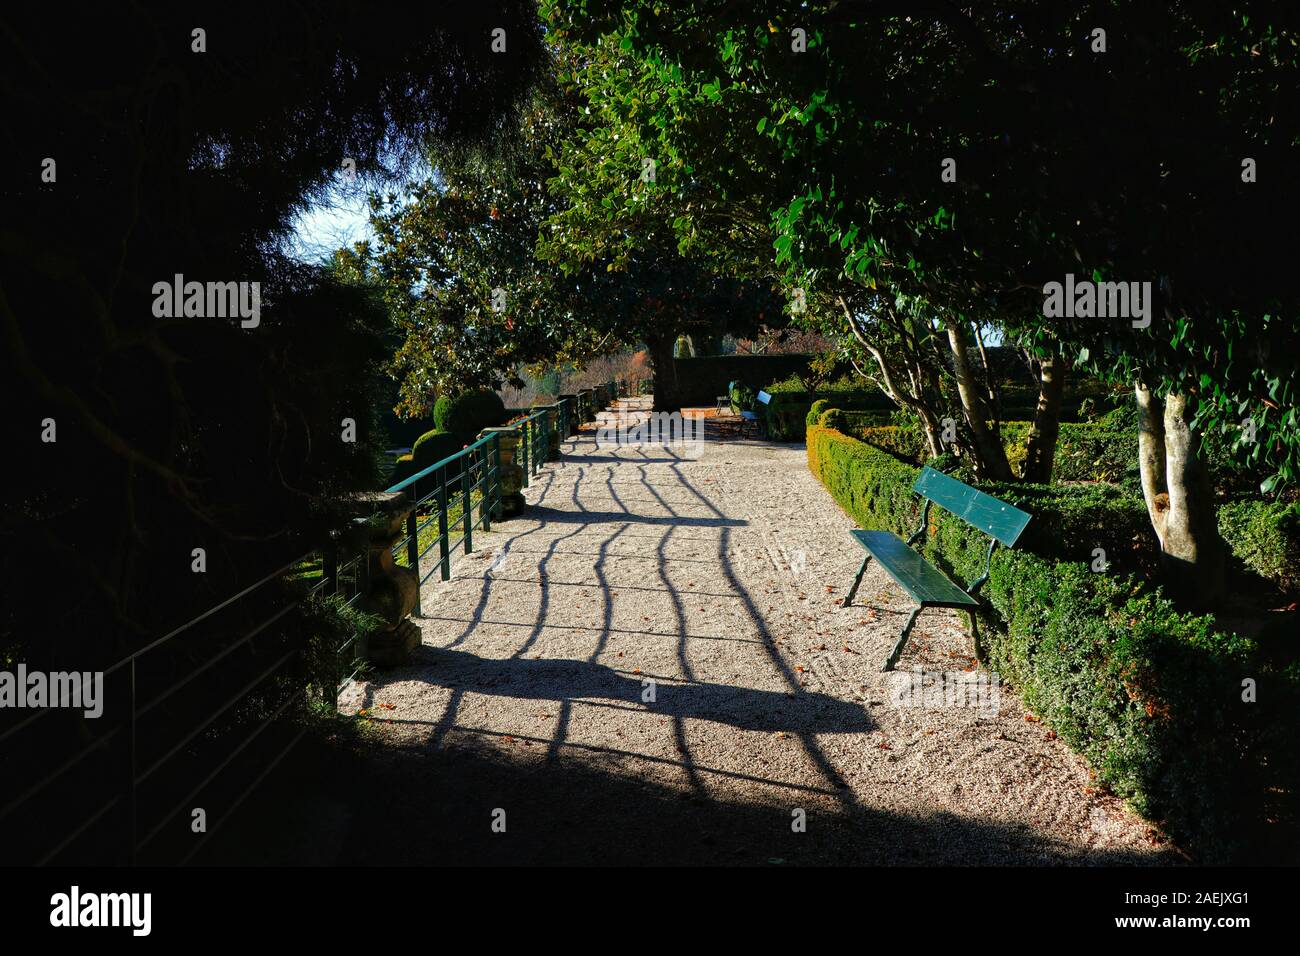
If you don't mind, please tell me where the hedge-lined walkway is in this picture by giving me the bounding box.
[322,397,1175,865]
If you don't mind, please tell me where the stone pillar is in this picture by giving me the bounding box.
[479,425,525,517]
[336,491,420,668]
[559,394,579,435]
[530,403,561,459]
[578,388,595,424]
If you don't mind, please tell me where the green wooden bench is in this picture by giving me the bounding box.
[843,466,1031,672]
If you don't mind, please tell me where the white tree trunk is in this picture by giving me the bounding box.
[946,322,1014,480]
[1135,384,1225,605]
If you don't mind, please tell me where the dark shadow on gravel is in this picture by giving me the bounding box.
[406,646,873,736]
[560,453,688,465]
[196,726,1176,866]
[524,504,745,527]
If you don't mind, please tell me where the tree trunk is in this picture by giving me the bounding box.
[1021,348,1065,483]
[1135,384,1225,606]
[646,330,680,412]
[917,406,944,459]
[947,322,1014,481]
[838,296,945,458]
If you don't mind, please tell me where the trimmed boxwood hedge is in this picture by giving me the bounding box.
[807,422,1300,862]
[434,390,507,442]
[1218,501,1300,593]
[400,428,467,485]
[760,390,895,441]
[826,407,1300,588]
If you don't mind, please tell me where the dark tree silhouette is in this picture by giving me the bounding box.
[0,3,546,667]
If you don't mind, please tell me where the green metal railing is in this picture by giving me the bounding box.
[0,391,621,866]
[384,431,503,612]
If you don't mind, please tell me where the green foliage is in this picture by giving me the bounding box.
[1052,423,1140,486]
[296,593,383,706]
[847,425,925,463]
[434,390,507,441]
[1218,501,1300,593]
[728,380,757,414]
[826,402,1139,485]
[388,453,417,488]
[410,429,467,479]
[755,372,895,441]
[817,408,844,431]
[544,0,1300,488]
[806,399,833,428]
[806,422,1299,861]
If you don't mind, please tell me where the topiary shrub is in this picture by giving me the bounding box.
[388,453,417,488]
[409,428,466,482]
[817,408,844,431]
[434,390,507,441]
[806,399,833,428]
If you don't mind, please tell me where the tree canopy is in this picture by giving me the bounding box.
[2,3,546,662]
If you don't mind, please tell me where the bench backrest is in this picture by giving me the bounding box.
[912,466,1030,547]
[756,390,772,405]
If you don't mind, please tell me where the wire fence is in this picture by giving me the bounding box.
[0,384,616,865]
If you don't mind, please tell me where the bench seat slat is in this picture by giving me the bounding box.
[913,467,1030,546]
[849,530,979,608]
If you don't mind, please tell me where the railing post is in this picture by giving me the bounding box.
[406,509,421,617]
[534,418,543,473]
[560,394,578,436]
[337,491,420,668]
[437,470,450,582]
[323,534,338,596]
[479,426,523,519]
[522,420,531,487]
[127,659,137,866]
[321,533,342,713]
[461,455,472,554]
[480,442,493,533]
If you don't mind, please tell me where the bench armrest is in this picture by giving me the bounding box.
[964,538,998,597]
[905,498,931,548]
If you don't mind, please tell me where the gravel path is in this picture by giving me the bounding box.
[337,398,1176,865]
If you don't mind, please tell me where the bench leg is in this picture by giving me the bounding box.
[843,554,872,608]
[882,605,923,672]
[965,608,985,665]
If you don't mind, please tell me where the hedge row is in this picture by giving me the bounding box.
[1218,501,1300,592]
[826,410,1300,591]
[826,415,1138,486]
[727,386,894,441]
[807,423,1299,861]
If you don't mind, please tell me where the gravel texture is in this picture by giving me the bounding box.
[337,398,1177,865]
